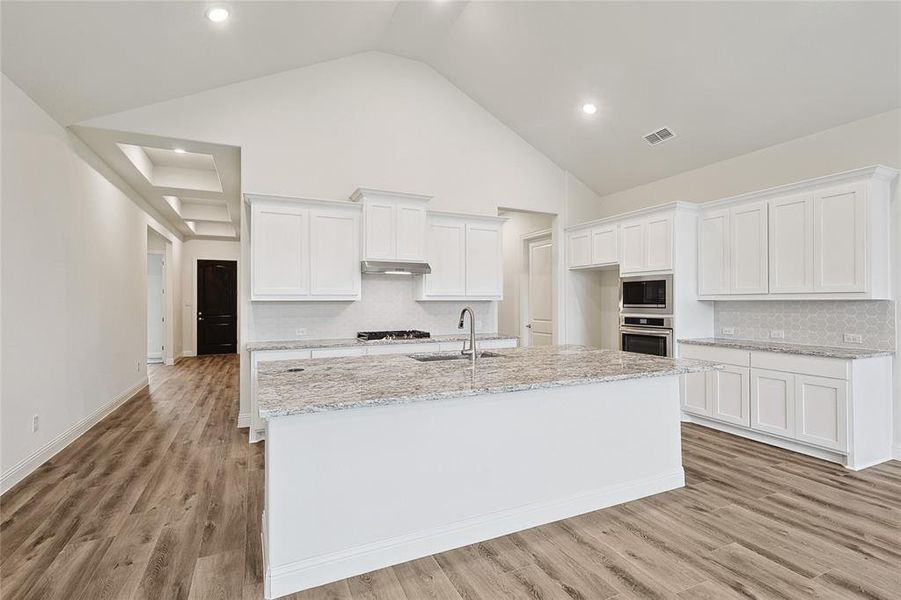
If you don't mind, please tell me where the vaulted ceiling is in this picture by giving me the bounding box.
[3,1,899,201]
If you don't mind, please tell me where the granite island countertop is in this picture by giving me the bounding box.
[677,337,893,359]
[256,345,720,418]
[246,333,517,352]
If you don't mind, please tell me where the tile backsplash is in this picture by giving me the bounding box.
[250,275,497,341]
[714,300,895,350]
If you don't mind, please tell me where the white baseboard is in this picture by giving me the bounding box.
[181,350,196,358]
[237,412,251,428]
[264,469,684,599]
[892,444,901,461]
[1,378,149,495]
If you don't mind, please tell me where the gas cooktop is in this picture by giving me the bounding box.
[356,330,431,341]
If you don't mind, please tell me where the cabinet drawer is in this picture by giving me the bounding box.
[310,347,366,359]
[679,344,750,367]
[367,343,438,356]
[751,351,849,380]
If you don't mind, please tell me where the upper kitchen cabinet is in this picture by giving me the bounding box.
[698,165,897,300]
[620,212,672,274]
[566,224,618,269]
[248,195,361,301]
[698,201,768,296]
[417,213,504,300]
[350,188,429,263]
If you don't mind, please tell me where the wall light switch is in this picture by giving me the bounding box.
[721,327,735,336]
[32,415,39,433]
[295,328,307,337]
[843,333,863,344]
[770,330,785,339]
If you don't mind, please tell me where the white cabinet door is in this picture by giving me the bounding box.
[309,208,360,298]
[769,193,813,294]
[619,221,645,273]
[252,203,309,299]
[363,199,396,260]
[680,371,711,417]
[465,222,503,297]
[730,201,768,294]
[590,225,618,265]
[813,183,866,293]
[698,209,730,295]
[645,214,673,271]
[567,230,591,268]
[795,375,848,451]
[709,365,750,426]
[424,217,466,296]
[395,200,427,261]
[750,368,795,438]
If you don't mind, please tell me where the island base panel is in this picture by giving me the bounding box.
[263,376,684,599]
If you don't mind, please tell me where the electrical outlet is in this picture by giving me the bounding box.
[32,415,39,433]
[721,327,735,336]
[770,330,785,339]
[844,333,863,344]
[295,328,307,337]
[136,360,141,373]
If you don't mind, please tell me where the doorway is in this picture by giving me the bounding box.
[197,259,238,355]
[146,253,165,363]
[526,233,554,346]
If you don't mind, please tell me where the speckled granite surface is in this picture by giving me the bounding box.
[678,338,893,359]
[246,333,517,352]
[257,345,719,418]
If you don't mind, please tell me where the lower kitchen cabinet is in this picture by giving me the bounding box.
[679,343,891,469]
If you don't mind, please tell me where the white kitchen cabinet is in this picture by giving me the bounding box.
[251,202,310,299]
[697,202,767,296]
[680,370,710,417]
[812,183,866,293]
[418,213,504,300]
[698,208,730,295]
[769,193,813,293]
[567,229,591,268]
[709,365,750,427]
[249,196,361,301]
[619,213,672,274]
[309,207,361,298]
[794,374,847,452]
[591,225,618,265]
[351,188,429,263]
[750,368,795,438]
[465,222,503,298]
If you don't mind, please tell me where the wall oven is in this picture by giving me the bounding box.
[620,274,673,315]
[619,316,673,358]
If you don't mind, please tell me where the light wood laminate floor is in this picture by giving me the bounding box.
[1,354,899,599]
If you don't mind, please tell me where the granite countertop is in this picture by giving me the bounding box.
[678,337,894,359]
[245,333,517,352]
[256,345,720,418]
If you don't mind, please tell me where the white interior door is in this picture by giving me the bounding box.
[527,238,553,346]
[147,253,165,363]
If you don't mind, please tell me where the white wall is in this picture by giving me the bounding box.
[180,239,241,356]
[567,107,901,457]
[0,75,184,492]
[498,210,555,339]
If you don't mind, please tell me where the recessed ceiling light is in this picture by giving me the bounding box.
[205,7,229,22]
[173,148,186,154]
[582,103,598,115]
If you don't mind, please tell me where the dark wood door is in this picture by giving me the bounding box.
[197,260,237,355]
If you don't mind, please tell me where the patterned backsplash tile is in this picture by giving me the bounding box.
[250,275,497,342]
[714,300,895,351]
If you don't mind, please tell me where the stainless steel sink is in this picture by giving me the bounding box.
[409,352,503,362]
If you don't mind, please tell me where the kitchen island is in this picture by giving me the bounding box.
[257,345,717,598]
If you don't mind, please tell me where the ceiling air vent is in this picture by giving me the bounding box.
[644,127,676,145]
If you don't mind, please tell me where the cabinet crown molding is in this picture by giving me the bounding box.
[244,193,361,210]
[700,164,899,210]
[349,188,432,204]
[564,201,697,232]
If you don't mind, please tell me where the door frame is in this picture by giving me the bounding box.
[147,225,176,366]
[146,251,166,364]
[521,229,554,346]
[194,258,240,356]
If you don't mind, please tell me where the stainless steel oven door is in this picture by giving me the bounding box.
[620,274,673,315]
[619,327,673,357]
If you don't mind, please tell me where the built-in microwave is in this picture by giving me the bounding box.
[620,274,673,315]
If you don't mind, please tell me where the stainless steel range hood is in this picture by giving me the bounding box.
[361,260,431,275]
